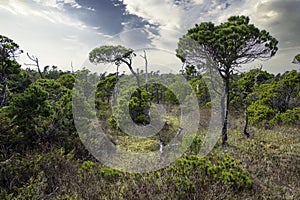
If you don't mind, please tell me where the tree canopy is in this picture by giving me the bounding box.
[177,16,278,71]
[89,45,140,86]
[0,35,23,107]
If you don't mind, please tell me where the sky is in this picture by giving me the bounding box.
[1,0,300,74]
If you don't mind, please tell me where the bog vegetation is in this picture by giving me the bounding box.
[0,16,299,199]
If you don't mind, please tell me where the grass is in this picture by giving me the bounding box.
[218,122,300,199]
[111,109,300,199]
[2,109,299,199]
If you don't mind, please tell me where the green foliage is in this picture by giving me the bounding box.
[177,16,278,67]
[3,149,78,198]
[247,102,277,125]
[247,70,300,126]
[57,73,75,89]
[0,35,23,107]
[14,171,47,200]
[111,86,151,129]
[271,108,300,125]
[99,167,123,180]
[129,88,151,124]
[96,73,117,103]
[89,45,135,65]
[78,161,95,174]
[167,153,252,197]
[189,77,210,107]
[7,84,53,148]
[7,69,33,94]
[206,154,253,189]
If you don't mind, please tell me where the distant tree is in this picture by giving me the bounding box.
[89,45,140,87]
[177,16,278,144]
[0,35,23,107]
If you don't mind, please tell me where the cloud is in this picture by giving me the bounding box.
[0,0,88,29]
[191,0,300,50]
[32,0,87,10]
[122,0,184,31]
[121,0,300,74]
[252,0,300,49]
[0,0,109,71]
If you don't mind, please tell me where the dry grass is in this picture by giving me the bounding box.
[218,115,300,199]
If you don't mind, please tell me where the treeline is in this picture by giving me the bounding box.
[1,54,299,159]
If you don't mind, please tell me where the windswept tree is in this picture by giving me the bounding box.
[89,45,140,87]
[0,35,23,107]
[177,16,278,144]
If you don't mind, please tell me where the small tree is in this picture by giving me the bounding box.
[89,45,140,87]
[177,16,278,144]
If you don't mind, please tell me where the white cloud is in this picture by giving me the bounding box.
[0,0,109,71]
[122,0,300,74]
[32,0,81,10]
[0,0,88,29]
[123,0,183,31]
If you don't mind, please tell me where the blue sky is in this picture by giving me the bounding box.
[1,0,299,74]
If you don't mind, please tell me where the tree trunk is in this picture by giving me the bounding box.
[156,85,159,104]
[0,74,7,107]
[113,65,119,105]
[161,86,165,104]
[221,76,230,145]
[136,68,140,87]
[243,109,250,138]
[0,66,7,107]
[141,50,148,92]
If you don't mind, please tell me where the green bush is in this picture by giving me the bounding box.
[271,108,300,125]
[247,102,277,126]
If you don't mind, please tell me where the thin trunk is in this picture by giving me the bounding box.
[243,109,250,138]
[221,77,230,145]
[161,86,165,104]
[136,68,140,87]
[37,61,43,79]
[141,50,148,92]
[156,85,159,104]
[113,65,119,105]
[71,61,74,74]
[120,58,140,87]
[0,72,7,107]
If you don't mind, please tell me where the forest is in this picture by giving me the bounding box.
[0,16,300,199]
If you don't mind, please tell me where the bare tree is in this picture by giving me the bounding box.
[140,50,148,91]
[24,53,43,78]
